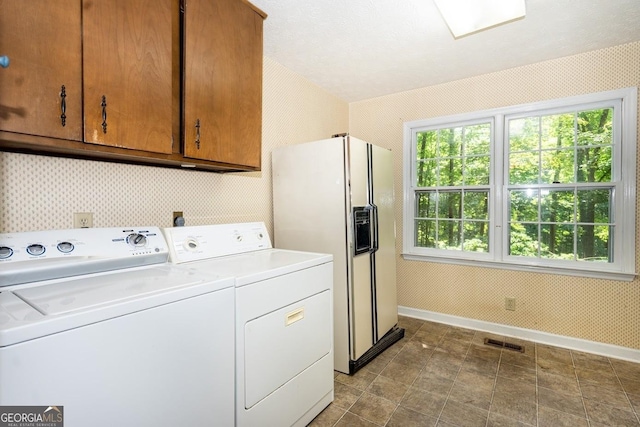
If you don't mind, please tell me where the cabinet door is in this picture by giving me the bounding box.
[82,0,173,154]
[184,0,264,168]
[0,0,82,141]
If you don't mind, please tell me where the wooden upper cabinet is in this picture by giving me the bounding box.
[82,0,173,154]
[1,0,265,172]
[0,0,82,141]
[183,0,265,168]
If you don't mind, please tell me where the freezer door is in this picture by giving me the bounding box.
[348,138,399,361]
[348,137,375,361]
[370,144,399,338]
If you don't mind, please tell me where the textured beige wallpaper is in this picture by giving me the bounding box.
[0,57,348,233]
[2,43,639,352]
[349,41,640,351]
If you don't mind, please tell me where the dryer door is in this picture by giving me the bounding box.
[244,289,331,408]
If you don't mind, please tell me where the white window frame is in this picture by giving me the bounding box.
[402,88,637,281]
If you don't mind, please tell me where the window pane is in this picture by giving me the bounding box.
[465,123,491,155]
[510,190,538,222]
[577,189,611,224]
[438,192,461,219]
[464,191,489,220]
[577,225,611,261]
[463,221,489,252]
[541,113,575,150]
[541,190,574,223]
[509,222,539,257]
[415,219,436,248]
[576,146,612,183]
[541,149,574,183]
[416,130,437,160]
[416,159,437,186]
[577,108,613,146]
[540,224,575,259]
[509,151,538,184]
[464,155,490,185]
[438,158,463,186]
[509,117,539,151]
[439,128,463,157]
[415,192,436,218]
[438,220,461,250]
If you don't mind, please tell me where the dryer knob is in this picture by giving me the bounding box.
[127,233,147,248]
[184,238,199,251]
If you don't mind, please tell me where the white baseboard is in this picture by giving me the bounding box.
[398,306,640,363]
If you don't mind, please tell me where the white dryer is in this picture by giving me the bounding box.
[0,227,235,427]
[163,222,334,427]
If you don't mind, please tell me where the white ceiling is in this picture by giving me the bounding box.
[250,0,640,102]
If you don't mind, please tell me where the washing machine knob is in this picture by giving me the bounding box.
[26,244,46,256]
[57,241,75,253]
[0,246,13,259]
[127,233,147,248]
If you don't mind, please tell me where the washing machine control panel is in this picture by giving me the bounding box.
[0,227,169,287]
[164,222,272,263]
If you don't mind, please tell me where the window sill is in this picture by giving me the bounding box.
[401,253,637,282]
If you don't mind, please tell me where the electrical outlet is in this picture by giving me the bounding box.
[73,212,94,228]
[505,297,516,311]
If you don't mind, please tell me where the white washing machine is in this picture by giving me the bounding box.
[163,222,334,427]
[0,227,235,427]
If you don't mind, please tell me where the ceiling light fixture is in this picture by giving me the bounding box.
[434,0,526,38]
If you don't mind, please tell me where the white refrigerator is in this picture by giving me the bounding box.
[272,135,404,374]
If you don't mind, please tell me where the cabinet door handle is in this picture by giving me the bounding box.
[101,95,107,133]
[60,85,67,127]
[195,119,201,149]
[0,56,9,68]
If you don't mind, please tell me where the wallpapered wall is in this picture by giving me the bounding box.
[1,43,639,352]
[0,57,349,232]
[349,41,640,351]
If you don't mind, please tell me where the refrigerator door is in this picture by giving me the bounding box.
[347,137,375,361]
[370,144,399,338]
[272,136,402,374]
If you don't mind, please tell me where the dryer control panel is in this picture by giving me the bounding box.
[163,222,273,264]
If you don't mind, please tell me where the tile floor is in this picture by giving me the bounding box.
[308,316,640,427]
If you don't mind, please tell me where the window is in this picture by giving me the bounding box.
[414,121,492,253]
[403,88,637,281]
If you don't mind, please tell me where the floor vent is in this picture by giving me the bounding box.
[484,338,524,353]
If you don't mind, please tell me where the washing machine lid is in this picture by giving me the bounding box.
[183,249,332,286]
[0,264,234,346]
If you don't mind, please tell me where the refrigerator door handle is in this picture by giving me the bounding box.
[370,204,379,253]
